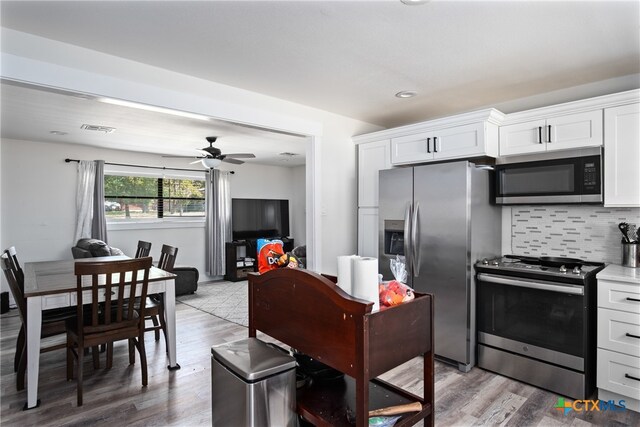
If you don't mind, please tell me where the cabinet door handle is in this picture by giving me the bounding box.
[625,373,640,382]
[548,125,552,143]
[627,297,640,302]
[538,127,542,144]
[626,332,640,339]
[434,137,438,153]
[426,137,431,153]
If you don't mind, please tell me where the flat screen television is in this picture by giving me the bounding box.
[231,198,290,240]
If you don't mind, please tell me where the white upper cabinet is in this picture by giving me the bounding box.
[604,103,640,207]
[499,119,550,156]
[354,109,503,167]
[357,139,391,207]
[390,131,434,164]
[434,122,489,160]
[392,121,498,165]
[500,110,603,156]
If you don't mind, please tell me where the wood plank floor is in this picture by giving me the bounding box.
[1,302,638,426]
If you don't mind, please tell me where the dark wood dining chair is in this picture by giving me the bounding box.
[67,257,153,406]
[142,245,178,350]
[1,252,76,391]
[4,246,24,286]
[135,240,152,258]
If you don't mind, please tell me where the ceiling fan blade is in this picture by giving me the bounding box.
[224,153,256,159]
[190,159,204,164]
[162,155,203,159]
[222,157,244,165]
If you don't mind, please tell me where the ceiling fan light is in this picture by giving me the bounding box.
[201,158,222,168]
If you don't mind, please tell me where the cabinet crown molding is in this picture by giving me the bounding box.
[353,89,640,144]
[501,89,640,126]
[353,108,505,144]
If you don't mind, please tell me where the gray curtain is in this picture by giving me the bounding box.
[91,160,108,242]
[205,169,232,276]
[73,160,96,242]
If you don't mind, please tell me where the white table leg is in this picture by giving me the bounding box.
[26,295,43,409]
[164,279,179,370]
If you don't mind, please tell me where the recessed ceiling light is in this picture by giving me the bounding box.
[395,91,417,98]
[400,0,429,5]
[49,130,68,135]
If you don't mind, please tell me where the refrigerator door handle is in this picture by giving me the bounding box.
[403,202,413,274]
[412,202,421,277]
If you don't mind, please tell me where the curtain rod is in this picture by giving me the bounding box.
[64,158,234,174]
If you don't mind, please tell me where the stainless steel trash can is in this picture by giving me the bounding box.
[211,338,298,427]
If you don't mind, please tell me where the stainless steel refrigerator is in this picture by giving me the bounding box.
[378,160,501,372]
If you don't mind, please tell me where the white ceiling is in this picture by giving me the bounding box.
[0,81,308,167]
[1,0,639,163]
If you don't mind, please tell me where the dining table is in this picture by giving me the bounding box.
[22,255,179,409]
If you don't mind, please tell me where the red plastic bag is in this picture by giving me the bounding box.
[379,280,415,307]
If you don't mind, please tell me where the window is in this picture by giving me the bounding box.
[104,175,205,221]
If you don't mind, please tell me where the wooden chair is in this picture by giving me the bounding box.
[67,257,153,406]
[1,252,77,391]
[135,240,152,258]
[142,245,178,350]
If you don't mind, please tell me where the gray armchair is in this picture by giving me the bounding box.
[71,238,124,259]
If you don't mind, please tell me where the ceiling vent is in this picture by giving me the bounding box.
[81,124,116,133]
[279,152,298,157]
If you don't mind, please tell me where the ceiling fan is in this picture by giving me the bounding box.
[163,136,256,168]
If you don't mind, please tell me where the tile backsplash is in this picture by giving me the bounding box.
[509,205,640,264]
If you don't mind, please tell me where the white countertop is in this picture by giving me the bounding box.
[596,264,640,284]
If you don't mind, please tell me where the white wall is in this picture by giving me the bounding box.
[0,29,382,274]
[291,165,306,246]
[0,138,304,280]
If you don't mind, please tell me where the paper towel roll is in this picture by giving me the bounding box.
[337,255,359,295]
[352,257,380,312]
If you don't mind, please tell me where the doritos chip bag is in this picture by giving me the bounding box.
[257,239,285,274]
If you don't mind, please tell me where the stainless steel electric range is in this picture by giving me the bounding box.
[475,255,605,400]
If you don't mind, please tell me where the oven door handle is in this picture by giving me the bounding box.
[477,273,584,295]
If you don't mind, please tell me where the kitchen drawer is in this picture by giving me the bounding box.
[597,348,640,400]
[598,279,640,314]
[598,308,640,357]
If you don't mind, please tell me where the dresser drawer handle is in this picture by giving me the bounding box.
[626,333,640,339]
[625,374,640,382]
[626,297,640,302]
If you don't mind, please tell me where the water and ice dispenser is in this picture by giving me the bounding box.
[383,219,405,256]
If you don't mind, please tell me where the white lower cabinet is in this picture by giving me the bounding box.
[597,266,640,413]
[357,207,378,258]
[597,349,640,406]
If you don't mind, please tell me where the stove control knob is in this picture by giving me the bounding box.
[491,260,499,266]
[572,266,582,275]
[559,265,567,273]
[482,259,489,265]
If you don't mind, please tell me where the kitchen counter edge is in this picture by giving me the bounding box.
[596,264,640,284]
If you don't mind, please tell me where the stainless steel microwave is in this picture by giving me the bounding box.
[494,153,602,204]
